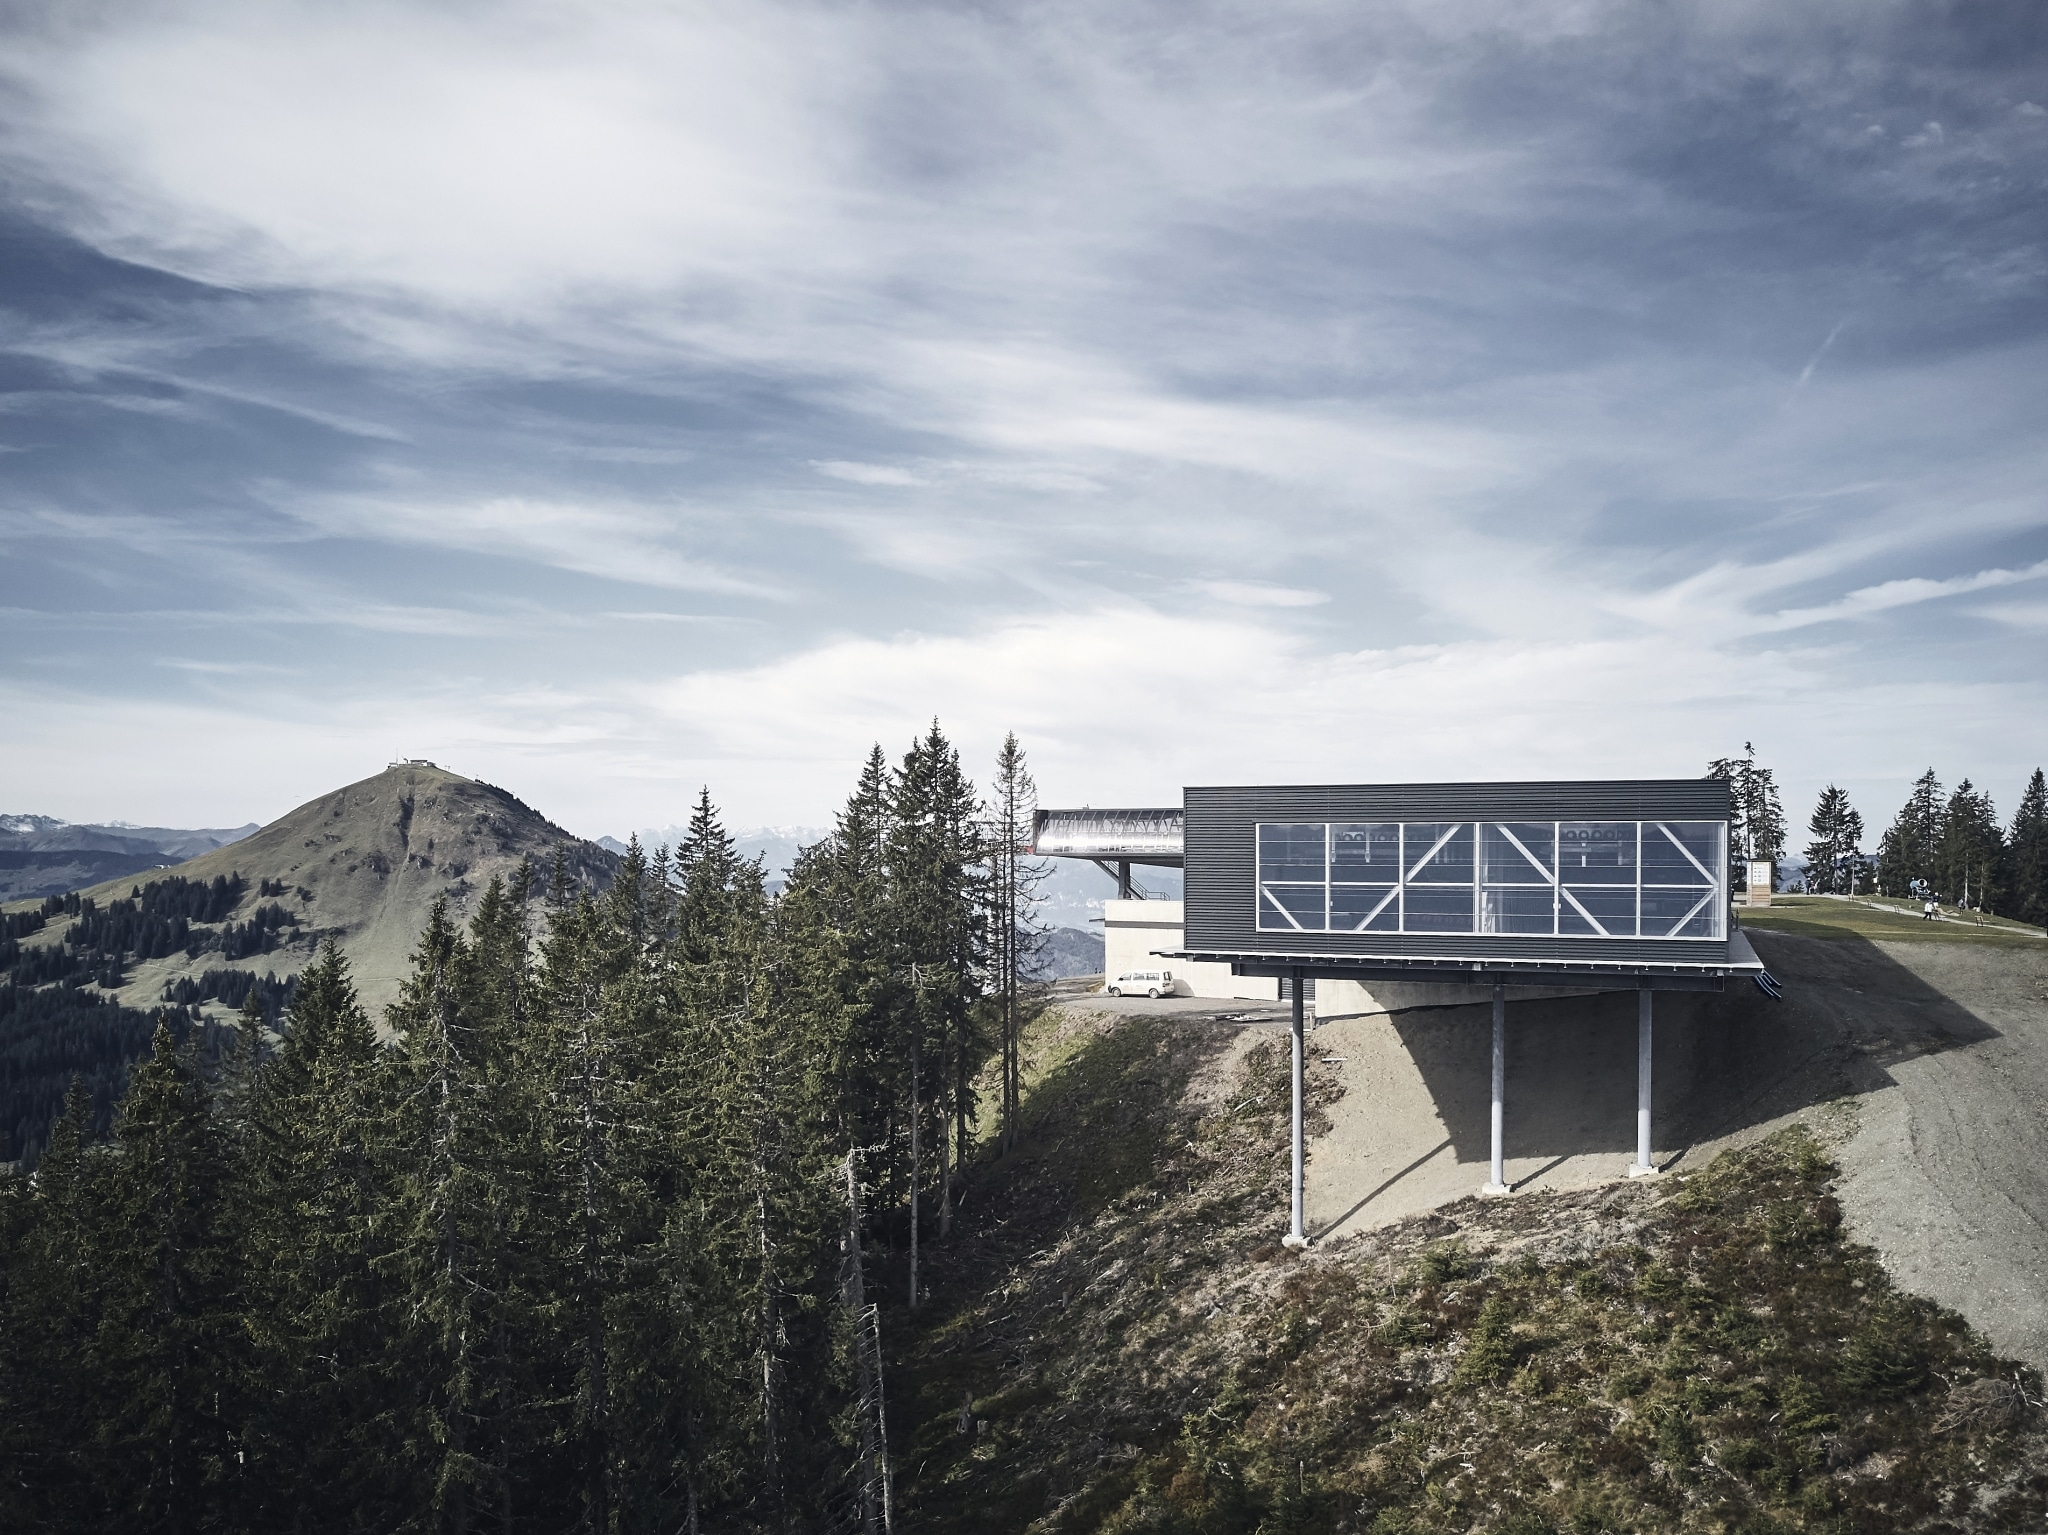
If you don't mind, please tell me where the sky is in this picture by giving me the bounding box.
[2,0,2045,845]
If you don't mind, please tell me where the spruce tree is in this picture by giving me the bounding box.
[92,1020,247,1531]
[449,869,549,1533]
[887,723,987,1271]
[676,791,744,964]
[987,733,1049,1153]
[826,746,902,1173]
[1801,785,1865,895]
[1878,769,1944,897]
[385,901,497,1532]
[2008,769,2048,927]
[528,854,672,1533]
[1707,743,1787,887]
[246,936,404,1528]
[1937,780,2005,914]
[0,1080,111,1528]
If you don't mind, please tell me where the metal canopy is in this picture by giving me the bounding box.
[1163,925,1767,993]
[1030,807,1183,866]
[1029,807,1184,899]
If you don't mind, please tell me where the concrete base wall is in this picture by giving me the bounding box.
[1313,977,1610,1020]
[1102,900,1278,1001]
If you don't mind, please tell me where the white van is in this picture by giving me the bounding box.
[1107,969,1174,998]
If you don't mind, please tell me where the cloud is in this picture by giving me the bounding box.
[307,495,785,598]
[3,2,863,306]
[154,657,293,675]
[1181,579,1330,608]
[1793,320,1847,389]
[632,602,2041,828]
[1,0,2045,841]
[811,460,927,487]
[1757,559,2048,633]
[1970,599,2048,629]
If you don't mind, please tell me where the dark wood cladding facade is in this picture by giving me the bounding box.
[1182,778,1734,968]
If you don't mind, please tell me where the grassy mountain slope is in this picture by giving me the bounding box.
[891,940,2048,1532]
[8,763,614,1016]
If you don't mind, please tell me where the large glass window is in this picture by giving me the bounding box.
[1255,824,1326,929]
[1481,823,1555,934]
[1255,819,1725,940]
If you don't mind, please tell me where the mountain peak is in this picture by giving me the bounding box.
[42,764,616,1015]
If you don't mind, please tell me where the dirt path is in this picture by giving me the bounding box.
[1829,940,2048,1376]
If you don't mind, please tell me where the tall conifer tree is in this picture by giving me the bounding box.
[0,1081,111,1527]
[1937,780,2005,913]
[2009,768,2048,926]
[1878,769,1945,897]
[244,935,401,1527]
[1707,743,1788,887]
[1801,785,1866,894]
[94,1021,246,1531]
[987,733,1048,1154]
[887,723,987,1266]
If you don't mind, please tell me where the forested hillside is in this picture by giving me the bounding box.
[0,880,274,1159]
[0,723,1030,1533]
[0,764,616,1164]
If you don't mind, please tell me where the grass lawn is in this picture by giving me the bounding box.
[1741,895,2045,946]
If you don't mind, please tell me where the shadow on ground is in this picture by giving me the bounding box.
[1383,930,1998,1172]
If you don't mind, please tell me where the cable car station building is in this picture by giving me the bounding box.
[1031,779,1769,1244]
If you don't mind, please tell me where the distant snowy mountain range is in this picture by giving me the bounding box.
[0,814,261,902]
[0,814,260,859]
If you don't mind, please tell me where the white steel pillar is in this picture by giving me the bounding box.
[1629,984,1658,1177]
[1482,984,1509,1195]
[1284,971,1308,1246]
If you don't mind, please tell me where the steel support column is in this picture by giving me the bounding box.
[1629,984,1658,1176]
[1482,984,1509,1195]
[1284,970,1308,1246]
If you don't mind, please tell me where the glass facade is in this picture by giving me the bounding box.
[1255,820,1725,940]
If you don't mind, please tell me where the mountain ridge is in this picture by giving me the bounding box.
[6,763,615,1016]
[0,816,262,902]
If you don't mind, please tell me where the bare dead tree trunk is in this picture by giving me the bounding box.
[991,733,1039,1158]
[937,1078,953,1241]
[756,1179,782,1513]
[908,1040,920,1310]
[433,951,471,1535]
[844,1153,893,1535]
[579,1014,608,1535]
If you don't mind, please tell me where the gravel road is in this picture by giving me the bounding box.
[1826,937,2048,1376]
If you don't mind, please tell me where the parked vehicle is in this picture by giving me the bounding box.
[1108,969,1173,998]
